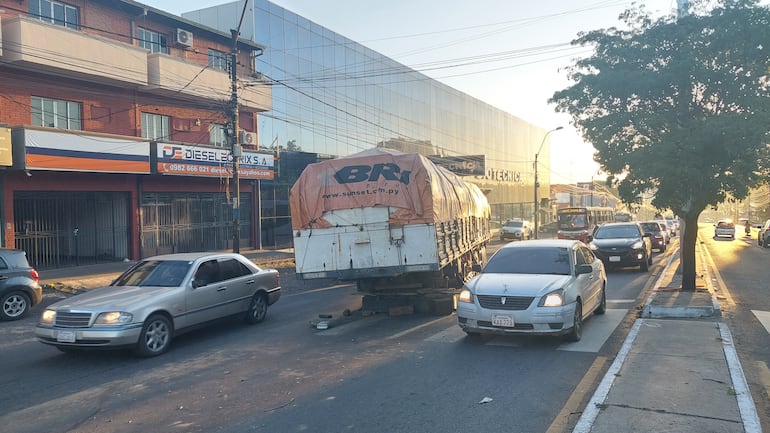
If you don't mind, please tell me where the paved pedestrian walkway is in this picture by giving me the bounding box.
[573,241,762,433]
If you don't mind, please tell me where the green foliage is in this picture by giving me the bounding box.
[550,0,770,215]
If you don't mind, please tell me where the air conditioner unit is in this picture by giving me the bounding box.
[239,130,257,145]
[176,29,193,47]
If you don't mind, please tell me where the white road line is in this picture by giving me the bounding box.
[607,299,638,305]
[751,310,770,334]
[424,323,466,343]
[559,309,627,353]
[385,316,453,340]
[572,319,643,433]
[719,323,762,433]
[316,315,387,335]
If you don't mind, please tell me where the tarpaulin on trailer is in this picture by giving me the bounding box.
[289,148,490,229]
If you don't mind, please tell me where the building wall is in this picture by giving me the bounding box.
[0,0,274,266]
[185,0,553,222]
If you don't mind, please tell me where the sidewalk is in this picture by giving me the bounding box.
[573,241,762,433]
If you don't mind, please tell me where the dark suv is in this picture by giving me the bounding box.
[0,249,42,321]
[589,222,653,271]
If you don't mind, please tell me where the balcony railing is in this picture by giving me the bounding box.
[1,16,147,86]
[147,53,271,112]
[0,15,271,112]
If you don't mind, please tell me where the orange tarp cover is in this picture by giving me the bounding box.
[290,148,489,229]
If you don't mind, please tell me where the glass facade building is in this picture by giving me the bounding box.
[184,0,553,245]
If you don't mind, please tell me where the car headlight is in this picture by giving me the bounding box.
[588,243,598,250]
[94,311,133,325]
[632,240,644,249]
[539,289,564,307]
[40,309,56,325]
[458,289,474,304]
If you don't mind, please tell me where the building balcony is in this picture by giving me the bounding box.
[0,16,148,86]
[147,53,272,113]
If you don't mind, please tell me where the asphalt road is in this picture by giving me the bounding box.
[701,223,770,431]
[0,238,674,433]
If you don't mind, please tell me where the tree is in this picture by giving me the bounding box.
[550,0,770,290]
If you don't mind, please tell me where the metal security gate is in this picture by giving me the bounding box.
[140,192,250,258]
[14,191,130,269]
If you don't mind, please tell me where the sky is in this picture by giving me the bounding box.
[141,0,681,184]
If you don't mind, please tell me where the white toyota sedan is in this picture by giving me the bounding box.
[36,252,281,357]
[457,239,606,342]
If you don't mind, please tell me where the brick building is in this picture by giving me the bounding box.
[0,0,273,268]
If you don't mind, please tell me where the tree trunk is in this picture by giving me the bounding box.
[679,211,701,291]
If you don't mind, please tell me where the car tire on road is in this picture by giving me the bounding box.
[0,291,31,321]
[565,302,583,342]
[135,314,173,357]
[595,288,606,315]
[244,292,268,324]
[639,255,650,272]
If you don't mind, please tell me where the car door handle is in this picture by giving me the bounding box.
[245,279,255,285]
[217,287,227,292]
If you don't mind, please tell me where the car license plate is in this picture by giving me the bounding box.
[492,314,514,327]
[609,256,621,262]
[56,330,76,343]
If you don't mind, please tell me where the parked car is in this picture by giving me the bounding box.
[714,219,735,240]
[0,249,42,321]
[539,221,560,234]
[639,221,666,252]
[589,222,653,271]
[456,239,606,342]
[499,219,532,241]
[758,220,770,247]
[36,252,281,357]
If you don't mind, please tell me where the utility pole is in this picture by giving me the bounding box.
[228,1,249,254]
[533,126,563,239]
[229,29,241,253]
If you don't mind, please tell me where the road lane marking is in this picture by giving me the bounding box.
[424,323,466,343]
[385,315,454,340]
[316,315,387,335]
[700,237,736,307]
[572,319,643,433]
[751,310,770,335]
[559,309,627,353]
[546,356,610,433]
[719,322,762,433]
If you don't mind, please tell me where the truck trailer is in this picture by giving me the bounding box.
[289,148,492,315]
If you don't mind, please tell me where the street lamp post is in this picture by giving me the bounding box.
[534,126,563,239]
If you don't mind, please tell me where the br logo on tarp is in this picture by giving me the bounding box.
[334,163,411,185]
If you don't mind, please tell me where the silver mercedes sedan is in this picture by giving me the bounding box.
[36,252,281,357]
[456,239,606,342]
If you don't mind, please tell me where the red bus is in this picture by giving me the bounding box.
[556,206,615,243]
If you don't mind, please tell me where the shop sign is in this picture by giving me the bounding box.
[156,143,274,180]
[24,129,151,173]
